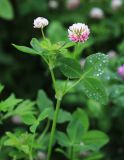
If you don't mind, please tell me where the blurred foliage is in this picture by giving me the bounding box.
[1,0,124,160]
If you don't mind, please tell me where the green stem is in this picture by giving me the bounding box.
[39,120,50,141]
[73,42,80,59]
[63,76,84,95]
[41,28,45,39]
[47,99,61,160]
[13,156,16,160]
[41,56,49,65]
[29,132,35,160]
[70,146,74,160]
[29,155,33,160]
[62,78,69,95]
[50,68,56,92]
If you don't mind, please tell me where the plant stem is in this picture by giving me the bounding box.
[29,153,33,160]
[29,155,33,160]
[70,146,74,160]
[63,76,84,95]
[13,156,16,160]
[39,120,50,141]
[47,98,61,160]
[50,68,57,92]
[73,42,80,59]
[29,132,35,160]
[41,28,45,39]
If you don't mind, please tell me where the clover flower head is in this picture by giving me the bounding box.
[11,116,22,124]
[37,151,46,160]
[68,23,90,43]
[49,0,59,9]
[111,0,123,10]
[90,7,104,19]
[107,50,117,59]
[33,17,49,29]
[66,0,80,10]
[118,64,124,79]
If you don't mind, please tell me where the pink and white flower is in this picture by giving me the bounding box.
[118,64,124,79]
[37,151,46,160]
[11,116,22,124]
[33,17,49,29]
[107,50,117,59]
[66,0,80,10]
[111,0,123,10]
[49,0,59,9]
[90,8,104,19]
[68,23,90,43]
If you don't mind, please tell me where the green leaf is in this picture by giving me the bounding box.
[30,38,42,52]
[0,0,14,20]
[30,38,47,57]
[73,143,96,153]
[82,130,109,151]
[30,121,39,133]
[26,106,52,132]
[73,108,89,133]
[21,114,37,125]
[4,132,19,147]
[47,21,66,43]
[67,120,83,144]
[13,100,35,116]
[0,94,22,112]
[38,108,52,122]
[12,44,38,55]
[4,132,32,154]
[80,77,108,104]
[83,53,108,77]
[62,41,75,49]
[87,100,103,118]
[0,84,4,93]
[56,131,70,147]
[58,57,82,79]
[49,108,72,123]
[37,90,53,111]
[57,109,72,123]
[41,39,52,50]
[84,152,104,160]
[67,108,89,144]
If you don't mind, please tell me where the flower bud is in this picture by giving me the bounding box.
[33,17,49,29]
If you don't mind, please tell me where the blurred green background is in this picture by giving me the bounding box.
[1,0,124,159]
